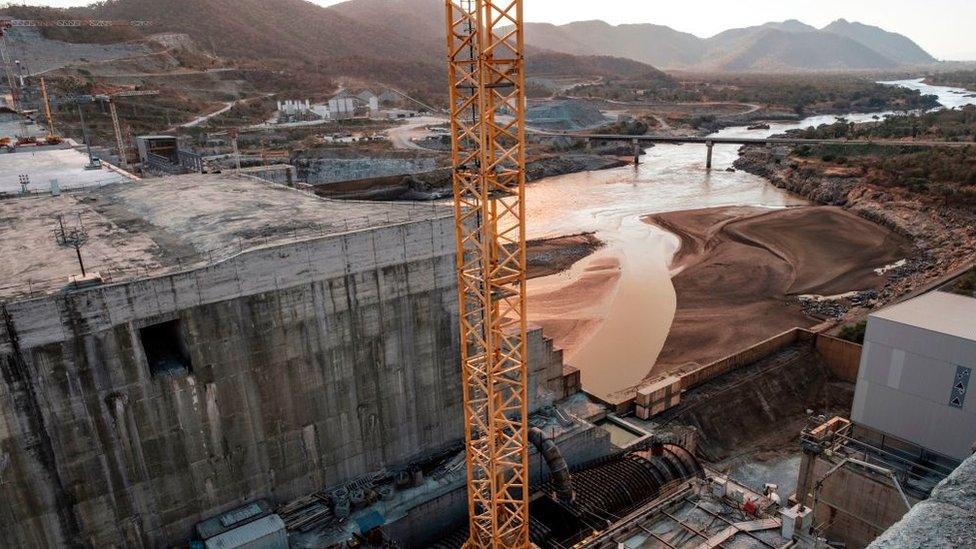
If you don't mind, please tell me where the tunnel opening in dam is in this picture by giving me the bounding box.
[139,318,194,377]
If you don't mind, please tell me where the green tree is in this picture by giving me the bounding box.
[955,267,976,294]
[933,183,959,205]
[838,321,867,345]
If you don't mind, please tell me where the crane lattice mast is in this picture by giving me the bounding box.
[445,1,530,547]
[101,90,158,168]
[39,77,57,139]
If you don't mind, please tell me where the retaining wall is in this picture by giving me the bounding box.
[626,328,863,416]
[297,157,438,185]
[810,454,912,547]
[679,329,804,391]
[814,334,862,383]
[237,164,295,186]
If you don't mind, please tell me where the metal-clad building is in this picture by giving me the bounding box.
[852,291,976,460]
[204,515,286,549]
[196,501,273,541]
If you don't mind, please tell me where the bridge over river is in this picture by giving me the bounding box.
[535,131,973,169]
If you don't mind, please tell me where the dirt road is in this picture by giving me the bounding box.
[181,101,234,128]
[387,116,449,150]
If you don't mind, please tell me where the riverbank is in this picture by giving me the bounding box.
[734,144,976,325]
[519,79,975,400]
[646,205,912,373]
[525,233,602,280]
[923,73,976,94]
[307,154,628,201]
[528,255,622,368]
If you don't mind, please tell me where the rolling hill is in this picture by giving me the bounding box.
[8,0,670,96]
[519,17,938,72]
[13,0,936,85]
[518,20,707,68]
[704,28,898,72]
[822,19,936,65]
[329,0,674,83]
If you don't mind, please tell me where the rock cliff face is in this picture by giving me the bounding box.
[734,145,976,305]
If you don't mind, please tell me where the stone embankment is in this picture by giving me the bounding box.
[734,145,976,318]
[311,154,627,201]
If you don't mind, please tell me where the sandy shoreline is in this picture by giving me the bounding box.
[522,204,912,397]
[646,205,912,374]
[522,233,616,360]
[528,255,621,358]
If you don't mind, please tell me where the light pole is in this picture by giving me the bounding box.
[55,214,90,277]
[77,103,99,169]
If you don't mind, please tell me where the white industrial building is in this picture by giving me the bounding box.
[275,99,324,124]
[326,94,379,120]
[328,96,356,120]
[277,99,311,116]
[852,290,976,461]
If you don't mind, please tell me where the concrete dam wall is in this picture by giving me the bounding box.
[0,215,571,548]
[295,156,439,185]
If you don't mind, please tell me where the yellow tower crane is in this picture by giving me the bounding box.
[94,89,159,168]
[39,77,59,142]
[0,18,149,138]
[444,1,530,547]
[1,18,151,145]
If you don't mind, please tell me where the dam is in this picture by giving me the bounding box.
[0,172,576,546]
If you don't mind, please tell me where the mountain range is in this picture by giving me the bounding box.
[11,0,939,94]
[8,0,670,94]
[519,18,937,71]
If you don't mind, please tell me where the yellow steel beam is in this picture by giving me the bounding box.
[40,77,57,138]
[445,1,529,547]
[108,102,128,168]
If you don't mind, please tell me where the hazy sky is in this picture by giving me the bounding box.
[19,0,976,60]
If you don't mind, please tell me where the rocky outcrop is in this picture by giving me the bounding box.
[311,154,628,201]
[734,145,976,311]
[734,145,858,205]
[526,154,628,181]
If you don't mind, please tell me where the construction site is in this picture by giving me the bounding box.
[1,3,975,549]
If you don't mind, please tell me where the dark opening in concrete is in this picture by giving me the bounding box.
[139,319,193,376]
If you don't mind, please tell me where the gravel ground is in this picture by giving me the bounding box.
[3,26,148,75]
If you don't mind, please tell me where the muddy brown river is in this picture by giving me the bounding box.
[526,80,976,399]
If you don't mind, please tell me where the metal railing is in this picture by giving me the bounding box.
[801,418,957,499]
[144,152,184,175]
[0,176,130,198]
